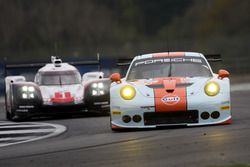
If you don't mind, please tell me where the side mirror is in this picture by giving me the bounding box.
[110,73,121,83]
[218,69,230,79]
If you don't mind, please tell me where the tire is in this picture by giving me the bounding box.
[5,92,12,120]
[6,107,17,121]
[6,88,29,122]
[6,110,13,120]
[6,101,29,122]
[5,96,15,121]
[10,111,30,122]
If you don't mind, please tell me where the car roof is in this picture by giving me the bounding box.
[38,63,78,73]
[133,52,204,61]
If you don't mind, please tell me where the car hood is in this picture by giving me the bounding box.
[39,84,84,100]
[128,77,211,98]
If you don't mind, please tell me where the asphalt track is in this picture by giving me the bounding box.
[0,90,250,167]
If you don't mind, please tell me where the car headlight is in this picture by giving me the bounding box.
[22,86,28,92]
[120,85,136,100]
[98,82,104,89]
[92,82,104,89]
[21,86,36,99]
[22,93,28,99]
[204,81,220,96]
[22,86,35,92]
[28,86,35,92]
[92,83,98,88]
[91,82,105,96]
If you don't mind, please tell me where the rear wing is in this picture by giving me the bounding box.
[0,55,105,95]
[204,54,222,62]
[3,56,101,77]
[5,60,100,70]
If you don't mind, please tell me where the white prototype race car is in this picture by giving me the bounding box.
[110,52,231,130]
[5,56,110,121]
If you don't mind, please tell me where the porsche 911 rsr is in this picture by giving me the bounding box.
[5,57,110,121]
[110,52,231,130]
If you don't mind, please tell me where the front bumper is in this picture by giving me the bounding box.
[84,95,110,113]
[110,100,231,129]
[14,103,86,117]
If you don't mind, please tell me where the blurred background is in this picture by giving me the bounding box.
[0,0,250,74]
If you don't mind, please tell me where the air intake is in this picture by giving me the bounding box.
[51,56,62,67]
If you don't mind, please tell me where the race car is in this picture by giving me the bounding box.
[110,52,231,130]
[5,56,110,121]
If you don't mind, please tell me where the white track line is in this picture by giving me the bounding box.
[0,122,66,147]
[0,122,27,126]
[0,136,36,142]
[0,129,55,135]
[0,124,52,129]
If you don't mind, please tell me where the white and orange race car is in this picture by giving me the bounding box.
[5,56,110,121]
[110,52,231,130]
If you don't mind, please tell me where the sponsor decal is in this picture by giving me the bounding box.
[135,58,202,67]
[112,110,122,115]
[221,105,230,111]
[161,95,180,106]
[16,109,29,112]
[19,105,35,109]
[94,101,109,105]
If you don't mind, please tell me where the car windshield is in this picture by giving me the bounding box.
[126,57,212,80]
[39,71,81,85]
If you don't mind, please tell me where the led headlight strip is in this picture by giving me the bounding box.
[91,82,105,96]
[21,86,35,99]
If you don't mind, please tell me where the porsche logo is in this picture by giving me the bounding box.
[161,95,180,105]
